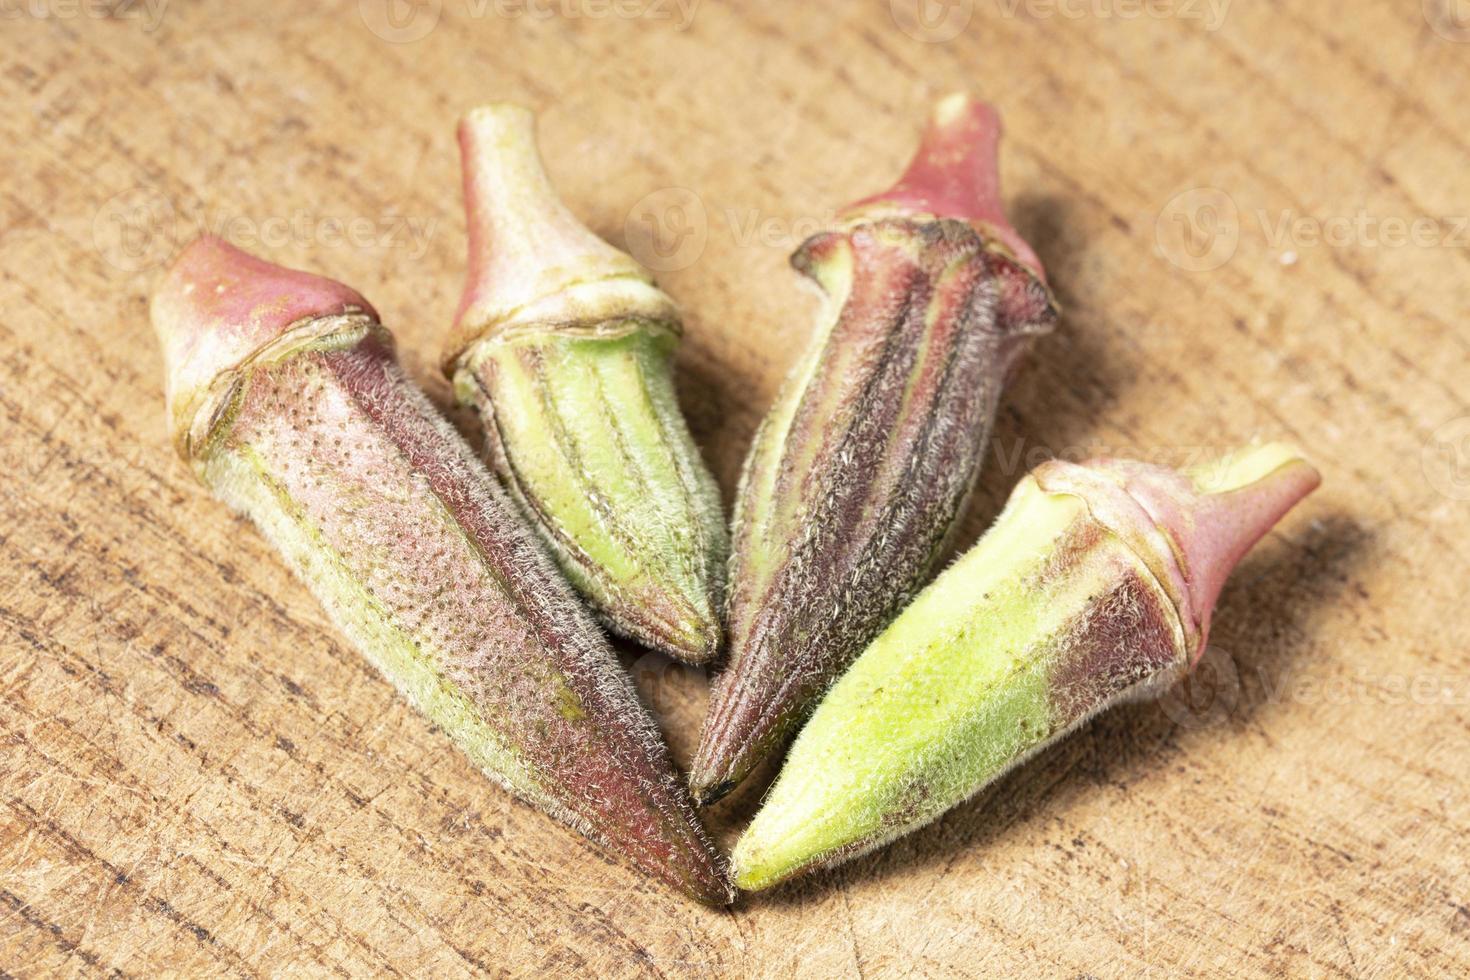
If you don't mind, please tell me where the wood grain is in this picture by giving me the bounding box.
[2,0,1468,975]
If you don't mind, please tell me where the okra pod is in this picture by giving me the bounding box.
[692,95,1059,803]
[153,237,731,904]
[732,444,1320,890]
[444,106,727,665]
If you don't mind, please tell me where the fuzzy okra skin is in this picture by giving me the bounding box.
[690,95,1059,804]
[732,444,1321,891]
[153,237,732,905]
[444,105,727,666]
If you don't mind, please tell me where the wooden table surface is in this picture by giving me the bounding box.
[3,0,1469,975]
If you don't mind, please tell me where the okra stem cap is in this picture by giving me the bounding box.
[445,104,679,371]
[845,93,1046,282]
[151,235,378,461]
[1036,443,1322,662]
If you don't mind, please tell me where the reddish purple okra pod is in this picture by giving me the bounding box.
[692,95,1060,803]
[152,237,731,904]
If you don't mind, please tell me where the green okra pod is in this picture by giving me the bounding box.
[692,95,1059,804]
[154,237,731,904]
[732,444,1320,890]
[443,105,727,665]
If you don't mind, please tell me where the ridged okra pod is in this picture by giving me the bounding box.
[153,237,731,904]
[733,444,1320,890]
[443,105,727,665]
[691,95,1059,803]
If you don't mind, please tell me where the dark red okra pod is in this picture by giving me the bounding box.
[691,95,1059,803]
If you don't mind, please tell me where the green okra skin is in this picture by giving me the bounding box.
[444,105,727,666]
[153,236,732,905]
[732,444,1321,891]
[690,95,1059,805]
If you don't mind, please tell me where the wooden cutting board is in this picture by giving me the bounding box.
[2,0,1467,974]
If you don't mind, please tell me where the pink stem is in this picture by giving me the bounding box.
[845,94,1046,282]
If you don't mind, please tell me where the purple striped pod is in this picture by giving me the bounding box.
[733,444,1321,890]
[152,237,731,904]
[442,106,727,666]
[690,95,1059,804]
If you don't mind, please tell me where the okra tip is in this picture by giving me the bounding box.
[845,93,1045,281]
[687,765,734,810]
[151,235,378,460]
[682,853,738,907]
[730,802,847,893]
[687,686,781,807]
[656,614,725,668]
